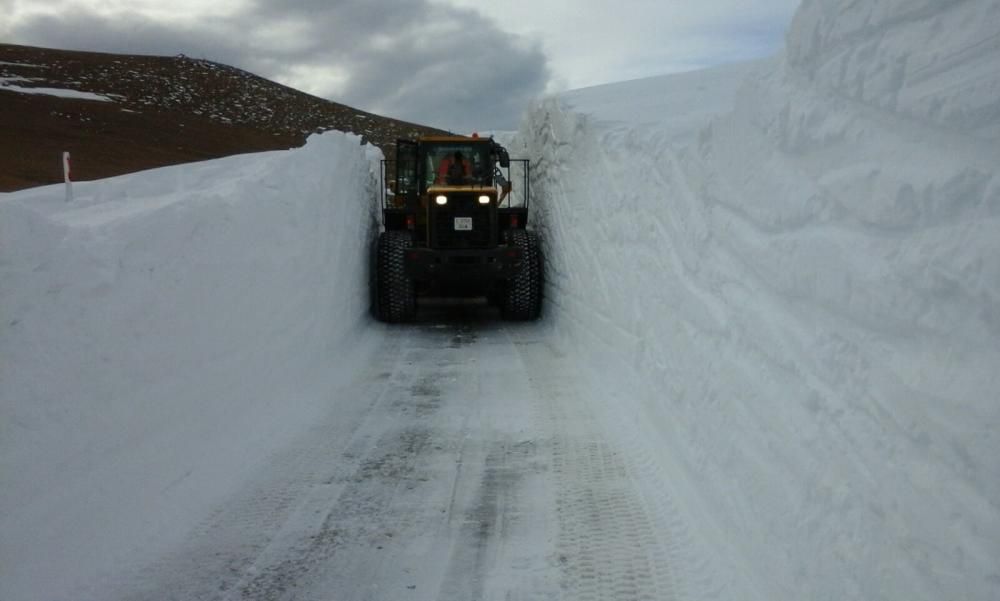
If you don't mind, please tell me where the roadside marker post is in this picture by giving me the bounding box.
[63,151,73,202]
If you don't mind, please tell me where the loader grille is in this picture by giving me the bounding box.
[430,195,494,249]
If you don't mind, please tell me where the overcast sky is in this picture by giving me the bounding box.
[1,0,802,132]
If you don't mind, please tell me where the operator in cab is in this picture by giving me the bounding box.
[436,151,472,184]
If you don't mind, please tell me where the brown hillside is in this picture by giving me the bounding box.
[0,44,447,192]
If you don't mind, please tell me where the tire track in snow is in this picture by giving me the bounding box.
[226,324,473,601]
[509,328,682,601]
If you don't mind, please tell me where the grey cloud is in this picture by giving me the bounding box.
[8,13,252,67]
[6,0,551,131]
[329,5,549,132]
[242,0,549,131]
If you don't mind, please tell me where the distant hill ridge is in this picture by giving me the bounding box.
[0,43,446,191]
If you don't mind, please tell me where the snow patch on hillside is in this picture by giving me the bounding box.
[0,80,117,101]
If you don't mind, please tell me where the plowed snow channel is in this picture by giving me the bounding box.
[3,1,1000,600]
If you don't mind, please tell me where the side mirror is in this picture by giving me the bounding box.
[491,139,511,168]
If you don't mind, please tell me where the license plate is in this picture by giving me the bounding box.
[454,217,473,231]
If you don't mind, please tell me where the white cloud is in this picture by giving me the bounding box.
[438,0,801,88]
[281,64,352,98]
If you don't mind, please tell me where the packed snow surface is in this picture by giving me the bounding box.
[2,0,999,599]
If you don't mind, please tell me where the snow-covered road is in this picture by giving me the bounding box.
[109,311,680,601]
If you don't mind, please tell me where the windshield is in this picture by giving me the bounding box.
[420,142,492,188]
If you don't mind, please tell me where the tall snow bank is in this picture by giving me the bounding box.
[519,0,1000,599]
[0,132,380,600]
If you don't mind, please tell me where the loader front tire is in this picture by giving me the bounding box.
[374,230,416,323]
[502,229,543,320]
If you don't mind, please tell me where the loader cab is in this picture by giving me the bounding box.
[387,135,528,237]
[395,139,495,194]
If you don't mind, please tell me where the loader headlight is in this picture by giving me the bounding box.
[435,195,448,206]
[478,195,490,205]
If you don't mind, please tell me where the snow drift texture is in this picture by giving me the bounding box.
[519,0,999,599]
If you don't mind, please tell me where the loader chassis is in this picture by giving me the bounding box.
[373,135,542,322]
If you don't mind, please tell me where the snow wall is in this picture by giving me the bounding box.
[518,1,1000,600]
[0,133,380,599]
